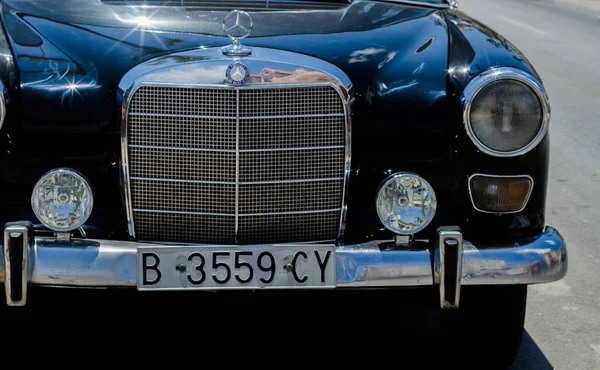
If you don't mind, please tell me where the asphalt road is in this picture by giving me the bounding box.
[459,0,600,368]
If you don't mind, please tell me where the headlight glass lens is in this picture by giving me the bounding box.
[31,169,93,231]
[469,79,543,153]
[376,173,437,235]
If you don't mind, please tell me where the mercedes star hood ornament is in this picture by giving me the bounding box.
[222,10,253,56]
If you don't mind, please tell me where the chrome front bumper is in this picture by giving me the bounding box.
[1,226,567,307]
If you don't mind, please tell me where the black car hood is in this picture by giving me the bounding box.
[2,0,450,141]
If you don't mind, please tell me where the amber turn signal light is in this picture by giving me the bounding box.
[468,175,533,213]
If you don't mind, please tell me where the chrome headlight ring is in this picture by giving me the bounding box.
[461,67,551,157]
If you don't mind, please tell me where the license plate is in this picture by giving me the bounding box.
[136,245,336,291]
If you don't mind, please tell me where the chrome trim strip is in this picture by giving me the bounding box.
[119,47,353,242]
[133,208,341,217]
[0,227,566,291]
[467,173,534,214]
[130,177,235,185]
[130,177,342,185]
[128,144,235,153]
[128,112,344,120]
[121,82,136,238]
[339,80,352,240]
[241,146,344,153]
[124,82,349,90]
[239,113,345,120]
[133,208,235,217]
[128,144,344,153]
[137,239,338,246]
[129,112,235,119]
[305,239,337,244]
[238,208,341,217]
[235,89,240,238]
[461,67,551,157]
[241,178,344,185]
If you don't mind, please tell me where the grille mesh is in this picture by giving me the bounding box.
[127,85,346,244]
[238,87,343,116]
[239,149,345,182]
[239,116,345,149]
[129,115,236,149]
[129,148,236,181]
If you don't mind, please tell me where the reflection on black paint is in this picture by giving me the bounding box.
[4,13,42,46]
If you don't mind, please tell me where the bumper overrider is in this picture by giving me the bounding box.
[1,223,567,308]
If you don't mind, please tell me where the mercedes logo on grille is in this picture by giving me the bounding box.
[226,62,250,85]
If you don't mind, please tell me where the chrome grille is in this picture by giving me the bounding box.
[127,85,347,244]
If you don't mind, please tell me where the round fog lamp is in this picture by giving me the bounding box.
[376,173,437,235]
[31,168,93,231]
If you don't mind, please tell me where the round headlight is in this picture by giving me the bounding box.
[31,168,93,232]
[376,173,437,235]
[463,68,550,157]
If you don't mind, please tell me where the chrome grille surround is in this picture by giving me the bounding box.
[119,48,352,245]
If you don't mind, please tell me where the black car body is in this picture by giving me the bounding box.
[0,0,567,365]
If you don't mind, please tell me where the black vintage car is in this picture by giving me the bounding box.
[0,0,566,365]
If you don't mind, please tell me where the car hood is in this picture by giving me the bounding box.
[2,0,450,138]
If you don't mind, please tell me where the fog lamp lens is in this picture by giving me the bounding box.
[31,168,93,231]
[376,173,437,235]
[469,175,533,213]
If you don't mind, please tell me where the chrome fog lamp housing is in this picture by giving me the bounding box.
[462,67,550,157]
[376,173,437,235]
[31,168,94,232]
